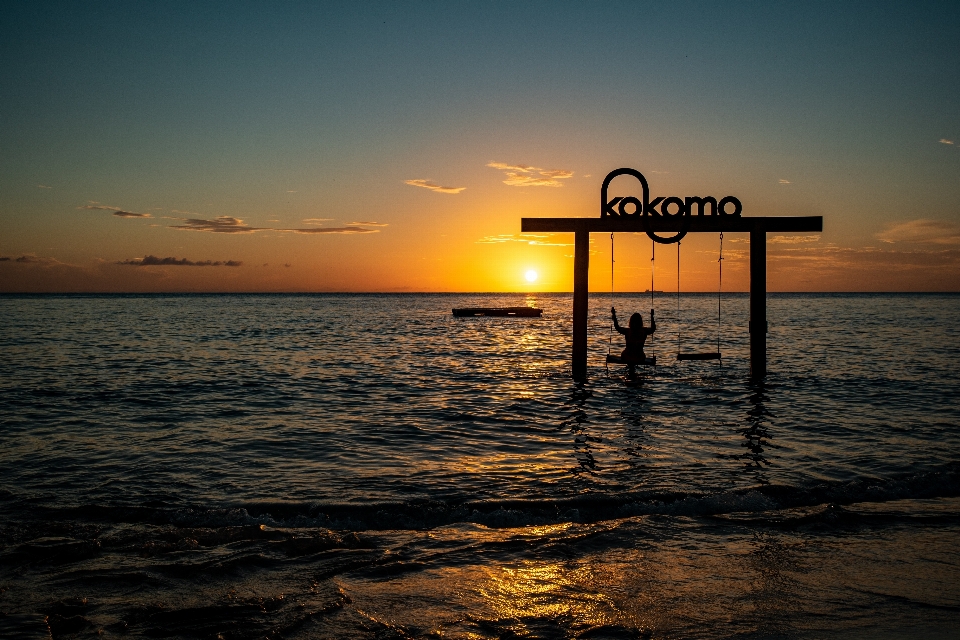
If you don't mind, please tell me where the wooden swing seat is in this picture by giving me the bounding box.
[676,352,722,361]
[606,354,657,366]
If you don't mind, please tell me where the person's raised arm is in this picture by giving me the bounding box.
[612,307,627,334]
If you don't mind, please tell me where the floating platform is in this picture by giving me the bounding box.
[606,354,656,366]
[452,307,542,317]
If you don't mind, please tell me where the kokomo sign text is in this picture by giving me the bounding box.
[600,168,742,244]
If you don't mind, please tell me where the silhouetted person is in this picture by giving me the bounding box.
[612,307,656,378]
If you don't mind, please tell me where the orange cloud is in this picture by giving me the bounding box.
[404,179,465,194]
[487,161,574,187]
[287,226,378,234]
[875,219,960,245]
[476,233,571,246]
[769,235,819,244]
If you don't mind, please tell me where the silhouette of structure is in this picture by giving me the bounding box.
[521,168,822,381]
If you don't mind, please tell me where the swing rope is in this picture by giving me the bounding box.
[675,234,724,362]
[717,232,723,355]
[608,233,614,358]
[649,240,656,358]
[676,241,681,356]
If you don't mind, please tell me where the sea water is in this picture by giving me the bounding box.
[1,293,958,639]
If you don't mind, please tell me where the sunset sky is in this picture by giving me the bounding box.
[2,2,958,292]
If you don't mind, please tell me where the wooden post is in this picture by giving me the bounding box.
[749,229,766,378]
[572,230,590,381]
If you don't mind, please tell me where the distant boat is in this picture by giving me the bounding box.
[452,307,542,317]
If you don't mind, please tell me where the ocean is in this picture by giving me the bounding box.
[1,293,959,639]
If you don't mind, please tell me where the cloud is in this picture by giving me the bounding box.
[404,179,465,194]
[169,216,263,233]
[113,211,152,218]
[167,215,381,235]
[940,139,954,145]
[38,184,52,189]
[766,243,960,272]
[5,254,67,266]
[287,226,378,234]
[476,233,572,246]
[539,169,574,179]
[348,221,389,227]
[487,162,541,172]
[302,218,333,224]
[0,257,9,262]
[79,202,151,218]
[876,219,960,245]
[779,179,791,184]
[769,235,819,244]
[487,161,575,187]
[117,255,242,267]
[79,203,123,211]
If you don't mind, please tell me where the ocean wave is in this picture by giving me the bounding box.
[5,463,958,533]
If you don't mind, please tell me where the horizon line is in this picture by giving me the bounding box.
[2,291,958,296]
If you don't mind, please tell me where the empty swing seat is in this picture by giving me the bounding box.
[676,352,722,361]
[606,354,657,366]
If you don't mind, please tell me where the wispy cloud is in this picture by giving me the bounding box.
[113,211,152,218]
[769,235,819,244]
[79,203,121,211]
[404,179,465,194]
[79,202,151,218]
[940,139,954,145]
[487,161,574,187]
[779,179,791,184]
[166,215,381,235]
[2,254,67,266]
[38,184,52,189]
[476,233,572,246]
[876,219,960,245]
[348,221,389,227]
[287,226,378,234]
[302,218,333,225]
[117,255,242,267]
[170,216,262,233]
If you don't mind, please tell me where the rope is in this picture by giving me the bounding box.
[717,232,723,355]
[676,241,681,355]
[650,240,656,357]
[608,233,614,358]
[650,241,655,308]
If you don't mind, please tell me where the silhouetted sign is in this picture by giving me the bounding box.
[600,168,742,244]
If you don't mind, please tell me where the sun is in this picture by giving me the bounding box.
[525,269,538,283]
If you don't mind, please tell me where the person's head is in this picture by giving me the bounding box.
[629,312,644,331]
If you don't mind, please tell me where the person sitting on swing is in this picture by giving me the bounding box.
[612,307,656,377]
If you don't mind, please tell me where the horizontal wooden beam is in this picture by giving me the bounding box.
[521,216,822,234]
